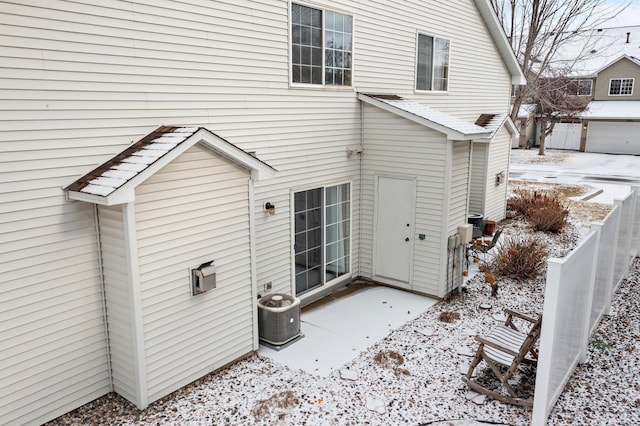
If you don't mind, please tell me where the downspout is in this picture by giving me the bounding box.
[248,175,259,351]
[122,202,148,409]
[93,204,113,391]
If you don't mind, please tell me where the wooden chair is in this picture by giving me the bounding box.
[466,228,503,268]
[462,309,542,407]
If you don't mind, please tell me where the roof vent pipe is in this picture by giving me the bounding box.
[627,32,631,43]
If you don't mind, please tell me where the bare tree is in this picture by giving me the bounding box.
[491,0,628,149]
[532,73,591,155]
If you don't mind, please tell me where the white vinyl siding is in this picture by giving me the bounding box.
[483,127,511,221]
[0,0,515,421]
[135,144,254,402]
[97,204,137,403]
[468,143,488,216]
[0,199,111,424]
[448,141,472,230]
[360,104,450,297]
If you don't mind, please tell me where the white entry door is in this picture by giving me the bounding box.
[373,176,416,285]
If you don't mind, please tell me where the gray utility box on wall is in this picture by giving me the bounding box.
[257,293,301,346]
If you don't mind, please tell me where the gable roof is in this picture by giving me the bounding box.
[551,25,640,77]
[358,93,493,140]
[65,126,276,206]
[474,112,518,140]
[594,54,640,75]
[473,0,526,85]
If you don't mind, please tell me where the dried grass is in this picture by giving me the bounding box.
[438,311,461,323]
[373,350,410,376]
[251,390,299,421]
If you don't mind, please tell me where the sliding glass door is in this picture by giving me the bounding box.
[294,183,350,296]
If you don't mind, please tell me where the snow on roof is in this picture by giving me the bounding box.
[475,113,508,138]
[550,26,640,77]
[66,126,199,197]
[580,100,640,119]
[511,103,537,119]
[358,94,491,139]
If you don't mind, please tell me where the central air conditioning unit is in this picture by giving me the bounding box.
[257,293,301,346]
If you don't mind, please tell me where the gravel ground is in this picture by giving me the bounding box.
[46,209,640,425]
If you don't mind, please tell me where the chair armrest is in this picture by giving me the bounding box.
[504,309,538,324]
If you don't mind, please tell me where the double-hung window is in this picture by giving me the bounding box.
[569,79,593,96]
[291,3,353,86]
[416,33,450,91]
[293,183,351,296]
[609,78,634,96]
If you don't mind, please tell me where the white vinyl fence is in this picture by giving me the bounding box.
[531,186,640,425]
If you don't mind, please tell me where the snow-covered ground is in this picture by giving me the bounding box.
[46,150,640,425]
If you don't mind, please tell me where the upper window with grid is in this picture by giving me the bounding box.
[608,78,634,96]
[416,33,449,92]
[291,3,353,86]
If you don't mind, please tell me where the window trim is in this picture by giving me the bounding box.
[415,31,451,93]
[290,181,353,298]
[289,2,355,89]
[608,77,634,96]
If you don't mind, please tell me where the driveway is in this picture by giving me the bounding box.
[509,149,640,203]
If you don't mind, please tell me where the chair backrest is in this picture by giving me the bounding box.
[490,228,503,246]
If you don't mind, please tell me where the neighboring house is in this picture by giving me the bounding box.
[535,26,640,153]
[579,54,640,154]
[0,1,524,424]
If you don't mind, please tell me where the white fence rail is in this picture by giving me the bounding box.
[531,186,640,425]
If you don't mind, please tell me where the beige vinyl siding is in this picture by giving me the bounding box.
[98,204,136,403]
[594,57,640,101]
[483,127,511,221]
[468,143,488,216]
[360,104,449,297]
[135,144,254,402]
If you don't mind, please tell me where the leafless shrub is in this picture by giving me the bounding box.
[252,390,299,421]
[507,189,568,233]
[488,234,548,281]
[528,203,569,233]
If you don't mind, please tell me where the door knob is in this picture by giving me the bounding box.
[405,237,410,242]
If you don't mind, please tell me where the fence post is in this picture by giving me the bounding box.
[632,186,640,259]
[581,226,599,363]
[605,205,621,315]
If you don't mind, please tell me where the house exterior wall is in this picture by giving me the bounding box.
[449,141,473,230]
[483,126,511,222]
[469,143,488,216]
[0,0,515,422]
[97,204,137,404]
[593,58,640,100]
[360,104,450,297]
[134,144,254,403]
[0,197,111,425]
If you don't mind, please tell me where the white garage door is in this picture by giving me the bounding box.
[547,123,582,150]
[586,121,640,155]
